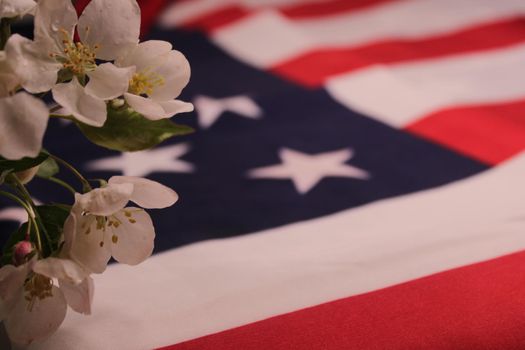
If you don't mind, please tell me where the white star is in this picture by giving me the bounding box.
[247,148,370,194]
[86,143,195,177]
[0,207,28,223]
[194,95,263,129]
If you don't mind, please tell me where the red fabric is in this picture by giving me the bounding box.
[158,250,525,349]
[180,0,394,32]
[272,18,525,87]
[407,99,525,165]
[75,0,168,38]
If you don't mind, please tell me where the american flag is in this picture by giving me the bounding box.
[3,0,525,348]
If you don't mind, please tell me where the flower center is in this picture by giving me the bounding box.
[51,29,98,76]
[128,69,165,96]
[24,274,53,311]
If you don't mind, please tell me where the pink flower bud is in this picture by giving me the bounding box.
[13,241,34,266]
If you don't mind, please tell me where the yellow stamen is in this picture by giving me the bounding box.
[128,69,165,96]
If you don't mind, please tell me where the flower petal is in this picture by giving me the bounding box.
[52,77,107,127]
[116,40,172,71]
[68,214,112,274]
[34,0,77,50]
[0,49,19,96]
[0,0,36,18]
[75,183,134,216]
[60,212,76,256]
[78,0,140,61]
[33,258,88,285]
[0,264,29,320]
[0,92,49,160]
[150,50,191,101]
[59,276,94,315]
[159,99,194,116]
[124,92,166,120]
[5,285,67,346]
[86,63,135,100]
[109,176,178,209]
[5,34,59,93]
[110,207,154,266]
[124,93,191,120]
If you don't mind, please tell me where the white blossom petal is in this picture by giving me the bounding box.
[124,92,188,120]
[86,63,135,100]
[110,208,155,266]
[34,0,77,51]
[116,40,172,71]
[59,276,94,315]
[159,99,194,116]
[5,285,67,346]
[0,264,28,320]
[0,92,49,160]
[0,51,19,96]
[68,214,112,274]
[75,183,134,216]
[33,258,88,285]
[78,0,140,61]
[5,34,60,93]
[60,212,78,257]
[109,176,179,209]
[150,50,191,101]
[0,0,36,18]
[52,77,107,127]
[124,92,165,119]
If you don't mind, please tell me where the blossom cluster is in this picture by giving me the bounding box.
[0,0,193,346]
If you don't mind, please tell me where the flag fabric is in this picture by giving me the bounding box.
[2,0,525,348]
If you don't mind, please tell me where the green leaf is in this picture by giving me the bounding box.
[0,151,49,173]
[36,157,59,178]
[36,204,71,257]
[76,106,194,152]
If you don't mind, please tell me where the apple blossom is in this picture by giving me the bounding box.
[67,176,178,273]
[0,249,92,345]
[0,91,49,160]
[7,0,140,126]
[117,40,194,120]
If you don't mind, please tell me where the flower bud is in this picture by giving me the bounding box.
[15,165,40,184]
[13,241,34,266]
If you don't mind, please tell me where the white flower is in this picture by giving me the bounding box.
[0,250,93,345]
[0,0,36,19]
[0,91,49,160]
[117,40,194,120]
[7,0,140,126]
[67,176,178,273]
[0,50,50,160]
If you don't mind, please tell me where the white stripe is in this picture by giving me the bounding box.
[326,42,525,127]
[33,152,525,350]
[211,0,525,67]
[159,0,326,28]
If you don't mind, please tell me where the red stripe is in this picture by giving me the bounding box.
[183,5,250,33]
[406,99,525,165]
[158,250,525,350]
[75,0,168,38]
[272,17,525,87]
[180,0,394,32]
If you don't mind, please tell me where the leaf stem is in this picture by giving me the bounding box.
[49,154,92,193]
[0,190,42,254]
[49,113,74,120]
[8,175,52,253]
[45,176,77,195]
